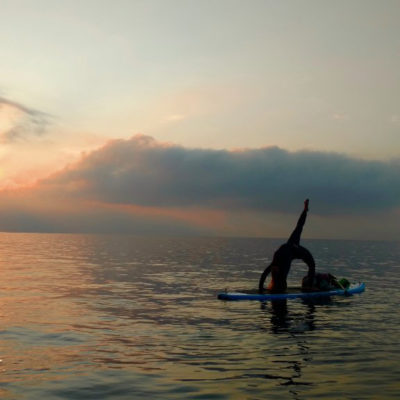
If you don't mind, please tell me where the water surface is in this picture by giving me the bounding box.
[0,233,398,399]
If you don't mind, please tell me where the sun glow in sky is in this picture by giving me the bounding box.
[1,0,399,239]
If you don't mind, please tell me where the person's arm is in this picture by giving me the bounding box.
[259,264,272,293]
[297,246,316,287]
[306,261,315,284]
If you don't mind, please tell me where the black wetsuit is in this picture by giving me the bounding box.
[258,208,315,293]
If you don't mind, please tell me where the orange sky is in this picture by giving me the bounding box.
[1,1,399,239]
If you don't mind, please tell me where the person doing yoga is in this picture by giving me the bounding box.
[259,199,316,293]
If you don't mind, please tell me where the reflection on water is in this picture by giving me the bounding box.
[0,233,399,399]
[259,300,315,395]
[265,300,316,334]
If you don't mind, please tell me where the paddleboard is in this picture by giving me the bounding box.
[217,282,365,301]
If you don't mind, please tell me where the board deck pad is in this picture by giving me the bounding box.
[217,282,365,301]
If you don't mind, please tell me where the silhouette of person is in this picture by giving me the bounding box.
[259,199,315,293]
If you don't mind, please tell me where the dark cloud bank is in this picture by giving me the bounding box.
[1,135,399,238]
[45,134,400,216]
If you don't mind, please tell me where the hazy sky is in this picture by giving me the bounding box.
[0,0,399,239]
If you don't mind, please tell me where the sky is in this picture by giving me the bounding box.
[0,0,399,239]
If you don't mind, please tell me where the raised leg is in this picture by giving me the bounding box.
[287,199,309,245]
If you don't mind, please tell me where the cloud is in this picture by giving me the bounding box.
[0,194,211,236]
[41,134,400,216]
[0,134,399,239]
[0,96,51,142]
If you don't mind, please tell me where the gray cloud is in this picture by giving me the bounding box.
[0,96,51,142]
[43,135,400,215]
[0,203,207,236]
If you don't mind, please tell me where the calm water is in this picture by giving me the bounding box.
[0,233,399,399]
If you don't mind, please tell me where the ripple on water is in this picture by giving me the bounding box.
[0,235,399,399]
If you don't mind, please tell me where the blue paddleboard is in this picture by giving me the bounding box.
[217,282,365,301]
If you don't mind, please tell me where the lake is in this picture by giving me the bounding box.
[0,233,398,399]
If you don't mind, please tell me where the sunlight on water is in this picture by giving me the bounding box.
[0,233,399,399]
